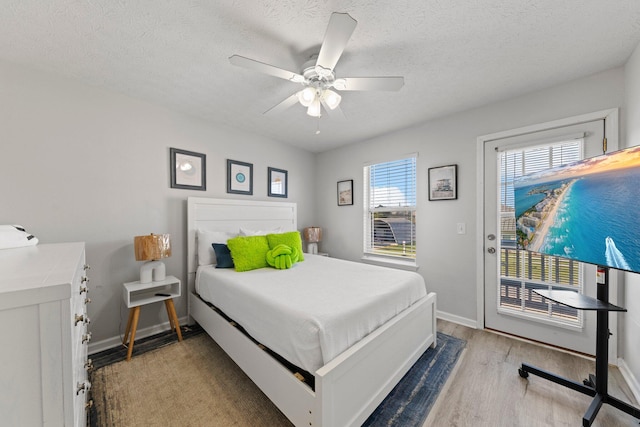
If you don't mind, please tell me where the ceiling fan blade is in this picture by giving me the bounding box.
[229,55,304,83]
[264,93,299,115]
[334,77,404,91]
[316,13,357,71]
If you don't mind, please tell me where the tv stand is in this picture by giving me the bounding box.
[518,267,640,426]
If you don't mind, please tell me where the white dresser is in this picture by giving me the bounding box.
[0,243,91,426]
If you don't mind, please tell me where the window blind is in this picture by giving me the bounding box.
[364,156,416,260]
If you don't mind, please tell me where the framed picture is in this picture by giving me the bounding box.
[428,164,458,201]
[268,167,288,198]
[227,159,253,195]
[337,179,354,206]
[170,148,206,190]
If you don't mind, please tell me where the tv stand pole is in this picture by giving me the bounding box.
[518,266,640,426]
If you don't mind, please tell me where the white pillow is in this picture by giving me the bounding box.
[239,227,284,236]
[197,229,236,266]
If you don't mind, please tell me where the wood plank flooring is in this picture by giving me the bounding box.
[426,320,639,426]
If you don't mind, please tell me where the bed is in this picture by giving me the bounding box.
[187,197,437,427]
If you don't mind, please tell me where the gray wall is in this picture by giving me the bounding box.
[0,60,316,349]
[624,41,640,398]
[315,67,625,325]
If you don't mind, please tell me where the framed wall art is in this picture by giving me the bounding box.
[337,179,354,206]
[428,164,457,201]
[268,167,288,198]
[227,159,253,195]
[170,148,206,190]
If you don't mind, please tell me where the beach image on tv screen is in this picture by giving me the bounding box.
[514,145,640,273]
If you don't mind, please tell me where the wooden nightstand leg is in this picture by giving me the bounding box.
[164,300,174,331]
[165,299,182,341]
[168,300,176,331]
[123,308,135,345]
[126,306,141,361]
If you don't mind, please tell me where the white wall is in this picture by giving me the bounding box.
[623,41,640,399]
[316,67,625,325]
[0,60,316,347]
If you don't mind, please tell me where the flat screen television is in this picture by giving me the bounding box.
[514,145,640,274]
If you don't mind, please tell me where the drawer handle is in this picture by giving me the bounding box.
[85,297,92,304]
[79,286,88,295]
[85,400,94,410]
[81,276,89,283]
[85,359,94,371]
[84,264,91,271]
[75,314,90,326]
[82,332,92,344]
[76,381,91,395]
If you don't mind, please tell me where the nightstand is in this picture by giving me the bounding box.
[122,275,183,361]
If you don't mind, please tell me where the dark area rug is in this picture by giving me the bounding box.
[363,332,466,427]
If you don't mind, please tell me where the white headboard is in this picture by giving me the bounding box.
[186,197,297,294]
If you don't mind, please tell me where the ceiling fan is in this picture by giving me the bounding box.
[229,12,404,119]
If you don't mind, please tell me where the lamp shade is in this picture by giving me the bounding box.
[303,227,322,243]
[322,89,341,110]
[307,98,322,117]
[297,87,316,107]
[134,234,171,261]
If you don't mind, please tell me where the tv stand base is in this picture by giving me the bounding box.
[518,268,640,427]
[518,363,640,426]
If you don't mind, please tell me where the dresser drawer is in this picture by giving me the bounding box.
[0,243,89,426]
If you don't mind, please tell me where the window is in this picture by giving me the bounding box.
[499,140,584,326]
[363,155,417,263]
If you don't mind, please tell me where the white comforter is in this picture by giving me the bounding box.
[196,255,426,373]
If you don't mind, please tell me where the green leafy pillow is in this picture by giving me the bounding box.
[226,235,270,272]
[266,231,305,262]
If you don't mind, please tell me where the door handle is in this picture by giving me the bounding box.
[487,247,496,254]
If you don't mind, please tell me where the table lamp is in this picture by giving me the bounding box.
[303,227,322,254]
[134,233,171,283]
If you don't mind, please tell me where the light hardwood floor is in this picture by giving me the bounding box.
[425,320,639,426]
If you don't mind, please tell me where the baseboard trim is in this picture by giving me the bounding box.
[618,357,640,404]
[88,315,189,355]
[436,310,478,329]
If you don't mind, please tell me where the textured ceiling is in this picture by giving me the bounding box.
[2,1,640,152]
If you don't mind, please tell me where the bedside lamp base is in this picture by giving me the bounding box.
[140,260,166,283]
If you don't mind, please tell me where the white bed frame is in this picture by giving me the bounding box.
[187,197,437,427]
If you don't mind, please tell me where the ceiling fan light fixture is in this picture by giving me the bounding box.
[333,78,347,90]
[307,98,322,117]
[297,87,316,107]
[322,89,341,110]
[314,65,333,78]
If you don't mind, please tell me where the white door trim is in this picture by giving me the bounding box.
[475,109,620,340]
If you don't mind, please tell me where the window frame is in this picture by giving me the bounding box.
[362,154,418,270]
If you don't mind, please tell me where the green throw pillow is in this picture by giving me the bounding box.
[266,243,300,269]
[266,231,305,262]
[226,235,270,272]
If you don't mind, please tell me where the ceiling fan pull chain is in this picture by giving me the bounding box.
[316,118,321,135]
